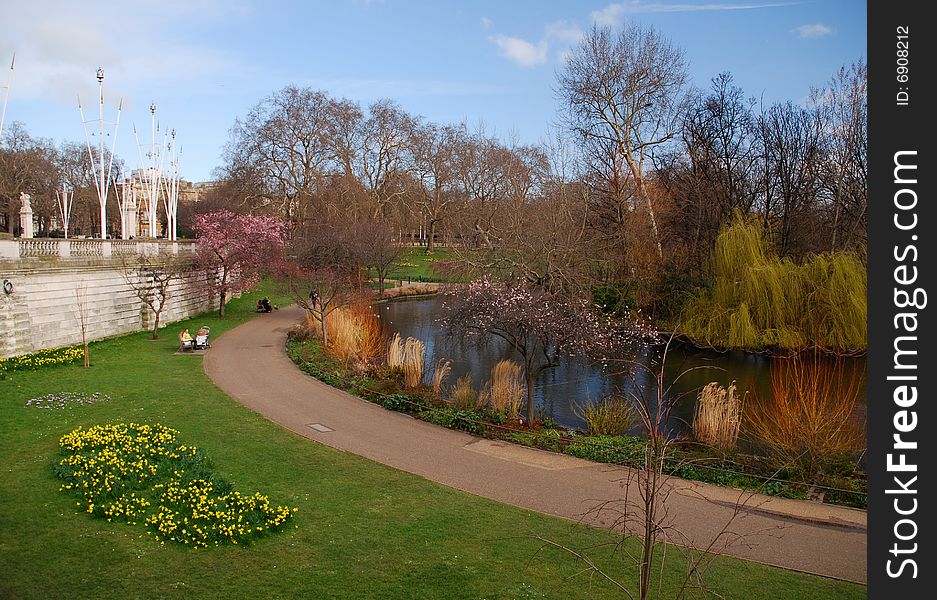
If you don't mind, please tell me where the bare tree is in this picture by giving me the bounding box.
[121,254,192,339]
[558,24,689,260]
[73,284,90,368]
[410,123,463,253]
[810,61,867,254]
[352,218,404,297]
[357,99,418,219]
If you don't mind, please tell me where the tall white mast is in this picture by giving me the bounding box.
[56,184,74,239]
[78,67,122,239]
[0,53,13,140]
[162,128,181,241]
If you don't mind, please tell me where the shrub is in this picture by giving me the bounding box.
[573,395,638,436]
[693,381,744,451]
[419,407,484,435]
[488,359,524,419]
[387,333,425,388]
[744,353,866,482]
[564,435,647,466]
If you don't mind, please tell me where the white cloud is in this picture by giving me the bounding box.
[592,1,794,23]
[793,23,834,39]
[490,35,548,68]
[488,20,584,68]
[592,3,627,26]
[0,1,251,106]
[480,16,493,29]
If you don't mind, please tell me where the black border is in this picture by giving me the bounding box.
[868,1,933,597]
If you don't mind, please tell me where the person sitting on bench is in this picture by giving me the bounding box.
[179,328,194,351]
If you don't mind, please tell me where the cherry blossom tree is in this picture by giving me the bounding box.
[193,210,286,317]
[441,277,654,423]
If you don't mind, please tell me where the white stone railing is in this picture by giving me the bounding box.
[0,239,196,260]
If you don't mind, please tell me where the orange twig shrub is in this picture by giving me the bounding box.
[745,353,866,480]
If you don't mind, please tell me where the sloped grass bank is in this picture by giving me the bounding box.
[1,289,862,599]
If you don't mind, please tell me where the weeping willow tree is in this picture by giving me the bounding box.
[680,214,866,353]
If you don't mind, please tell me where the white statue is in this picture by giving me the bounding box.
[19,192,31,212]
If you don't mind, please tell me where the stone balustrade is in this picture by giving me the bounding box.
[0,239,196,261]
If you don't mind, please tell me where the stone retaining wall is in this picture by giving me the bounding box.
[0,257,218,358]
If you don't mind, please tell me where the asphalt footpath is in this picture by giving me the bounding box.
[203,305,867,584]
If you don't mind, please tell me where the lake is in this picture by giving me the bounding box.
[377,295,867,436]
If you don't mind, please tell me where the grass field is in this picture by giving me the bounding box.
[373,246,451,283]
[0,283,864,599]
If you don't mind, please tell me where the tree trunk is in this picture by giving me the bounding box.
[320,310,329,348]
[219,289,227,317]
[152,311,161,340]
[426,220,437,254]
[525,367,536,425]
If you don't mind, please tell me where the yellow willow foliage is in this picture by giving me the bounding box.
[680,214,866,352]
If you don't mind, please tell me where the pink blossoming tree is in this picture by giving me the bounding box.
[442,276,654,424]
[193,210,286,317]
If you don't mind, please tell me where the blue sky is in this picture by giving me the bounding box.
[1,0,866,183]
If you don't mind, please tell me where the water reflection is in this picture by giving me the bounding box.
[377,295,866,434]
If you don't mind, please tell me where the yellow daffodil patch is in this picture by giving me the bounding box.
[54,422,296,548]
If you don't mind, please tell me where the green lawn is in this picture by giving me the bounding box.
[0,283,864,599]
[377,246,451,282]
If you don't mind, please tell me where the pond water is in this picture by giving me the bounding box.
[377,295,867,436]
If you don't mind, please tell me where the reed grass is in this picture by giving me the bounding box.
[488,359,525,419]
[450,375,481,410]
[387,333,425,388]
[432,360,452,397]
[693,381,744,451]
[325,303,386,366]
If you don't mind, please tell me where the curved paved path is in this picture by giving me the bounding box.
[204,306,867,584]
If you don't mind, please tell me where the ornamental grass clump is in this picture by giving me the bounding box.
[693,381,744,452]
[54,422,296,548]
[450,375,485,410]
[432,360,452,397]
[326,304,386,367]
[487,359,524,419]
[387,333,425,388]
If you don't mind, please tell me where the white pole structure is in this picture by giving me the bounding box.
[78,67,122,239]
[161,128,181,241]
[133,103,165,238]
[0,53,14,140]
[55,184,74,239]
